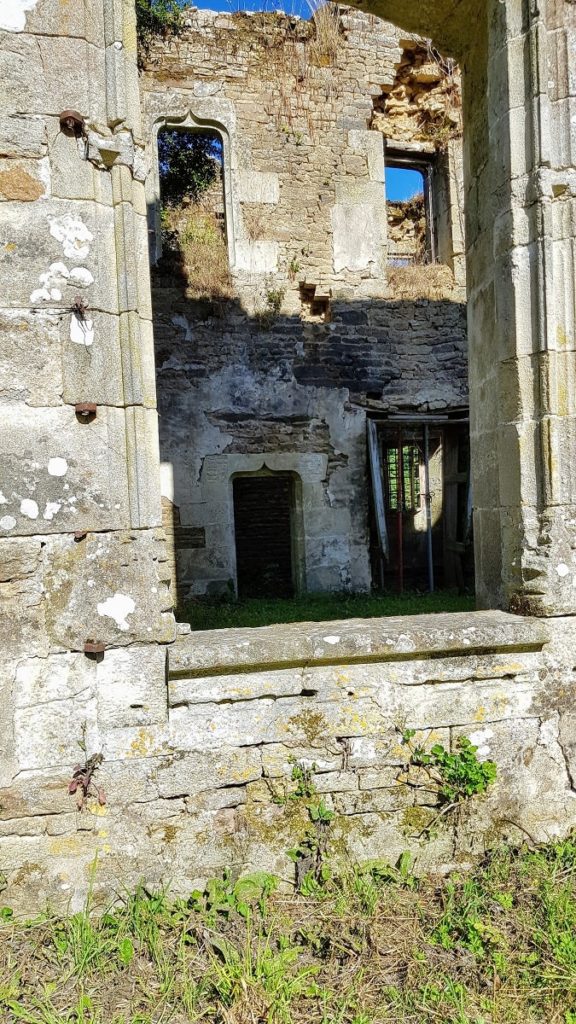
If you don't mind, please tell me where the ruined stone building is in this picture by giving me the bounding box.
[141,7,470,599]
[1,0,576,911]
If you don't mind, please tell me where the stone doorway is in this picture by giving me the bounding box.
[233,473,296,598]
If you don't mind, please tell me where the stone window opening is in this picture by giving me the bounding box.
[385,152,435,266]
[151,122,234,301]
[232,470,305,599]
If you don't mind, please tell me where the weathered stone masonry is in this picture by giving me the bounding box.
[141,8,468,598]
[1,0,576,911]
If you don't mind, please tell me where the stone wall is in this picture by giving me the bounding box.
[141,7,468,598]
[1,0,576,915]
[2,610,576,914]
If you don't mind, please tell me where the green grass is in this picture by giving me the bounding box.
[179,590,475,631]
[2,837,576,1023]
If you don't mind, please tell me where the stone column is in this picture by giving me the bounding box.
[467,0,576,614]
[0,0,174,792]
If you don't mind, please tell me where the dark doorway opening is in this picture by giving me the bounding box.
[233,475,295,598]
[368,417,473,593]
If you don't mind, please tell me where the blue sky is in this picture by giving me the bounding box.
[180,0,315,14]
[385,167,424,202]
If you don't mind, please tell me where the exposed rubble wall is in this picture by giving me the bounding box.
[140,7,468,598]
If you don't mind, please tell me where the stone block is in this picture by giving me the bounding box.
[334,787,410,814]
[313,770,359,793]
[237,171,279,204]
[0,577,47,660]
[168,666,305,707]
[0,201,118,315]
[96,645,168,728]
[0,537,42,582]
[0,115,47,159]
[0,405,131,535]
[0,311,63,408]
[0,158,49,201]
[261,742,343,778]
[14,651,96,709]
[332,203,382,273]
[42,531,175,650]
[61,310,125,408]
[14,680,97,772]
[235,240,278,274]
[154,747,262,799]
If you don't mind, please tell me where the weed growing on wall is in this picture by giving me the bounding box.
[256,286,286,329]
[399,729,497,837]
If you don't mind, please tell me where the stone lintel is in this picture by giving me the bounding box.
[169,610,549,679]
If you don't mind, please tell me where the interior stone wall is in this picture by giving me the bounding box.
[141,8,468,599]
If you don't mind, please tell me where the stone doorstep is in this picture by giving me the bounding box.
[169,610,549,679]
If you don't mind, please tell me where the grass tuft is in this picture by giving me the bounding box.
[2,838,576,1022]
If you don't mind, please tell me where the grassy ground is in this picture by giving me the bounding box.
[2,837,576,1023]
[179,591,475,631]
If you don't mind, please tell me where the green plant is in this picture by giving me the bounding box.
[135,0,184,59]
[158,129,222,206]
[189,871,278,923]
[288,257,301,280]
[256,286,285,330]
[4,838,576,1023]
[397,733,496,835]
[401,731,496,811]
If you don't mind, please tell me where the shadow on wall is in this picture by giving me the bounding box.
[150,207,471,606]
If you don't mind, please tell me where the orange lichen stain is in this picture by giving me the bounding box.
[48,836,83,855]
[4,242,16,253]
[0,167,43,201]
[129,728,158,757]
[88,803,108,817]
[97,829,109,839]
[556,325,571,349]
[553,370,569,415]
[473,706,487,722]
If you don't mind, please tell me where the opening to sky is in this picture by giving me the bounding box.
[385,166,425,202]
[174,0,318,16]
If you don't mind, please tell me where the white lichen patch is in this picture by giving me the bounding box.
[30,262,70,304]
[43,501,61,521]
[0,0,38,31]
[69,267,94,288]
[69,313,94,347]
[97,593,136,632]
[556,563,570,578]
[468,728,494,758]
[323,636,341,644]
[20,499,38,519]
[0,491,7,504]
[47,457,68,477]
[48,215,93,260]
[0,515,16,532]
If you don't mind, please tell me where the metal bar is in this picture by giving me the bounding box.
[423,423,434,593]
[367,418,389,562]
